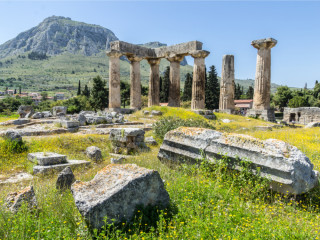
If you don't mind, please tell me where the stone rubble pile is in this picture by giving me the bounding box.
[109,128,146,154]
[71,164,170,230]
[158,127,319,195]
[76,111,125,126]
[28,152,90,175]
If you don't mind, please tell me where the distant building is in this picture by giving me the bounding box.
[160,103,168,106]
[283,107,320,125]
[234,99,253,114]
[55,92,65,100]
[6,90,14,95]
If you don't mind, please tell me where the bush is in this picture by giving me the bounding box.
[1,139,28,153]
[153,116,215,141]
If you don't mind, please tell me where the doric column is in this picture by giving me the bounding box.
[219,55,235,111]
[147,58,161,107]
[166,53,185,107]
[106,50,122,109]
[190,50,210,110]
[127,55,143,110]
[252,38,277,110]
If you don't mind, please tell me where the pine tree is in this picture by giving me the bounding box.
[19,86,21,94]
[246,86,254,99]
[82,84,90,97]
[160,67,170,103]
[182,73,193,101]
[205,65,220,109]
[77,80,81,96]
[89,76,108,111]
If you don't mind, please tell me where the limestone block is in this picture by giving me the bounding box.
[71,164,170,229]
[33,160,91,175]
[151,110,162,116]
[56,167,76,190]
[28,152,67,166]
[4,130,22,142]
[158,127,319,195]
[31,112,44,119]
[52,106,67,116]
[60,120,80,129]
[86,146,102,162]
[42,111,52,118]
[6,186,37,213]
[17,105,34,118]
[305,122,320,128]
[12,119,30,125]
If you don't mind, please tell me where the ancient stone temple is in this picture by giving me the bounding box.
[219,55,235,113]
[106,41,210,110]
[247,38,277,121]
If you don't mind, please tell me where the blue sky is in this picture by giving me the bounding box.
[0,1,320,88]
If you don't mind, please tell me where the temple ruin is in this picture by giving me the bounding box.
[219,55,235,113]
[247,38,277,121]
[283,107,320,125]
[106,41,210,110]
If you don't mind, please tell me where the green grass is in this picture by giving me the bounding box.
[1,107,320,239]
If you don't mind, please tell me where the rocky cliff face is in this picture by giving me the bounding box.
[0,16,118,58]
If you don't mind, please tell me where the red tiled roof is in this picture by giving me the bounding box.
[234,99,253,103]
[236,104,251,108]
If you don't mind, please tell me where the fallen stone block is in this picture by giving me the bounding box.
[71,164,170,229]
[60,120,80,129]
[17,105,34,118]
[110,157,125,164]
[31,112,44,119]
[86,146,102,162]
[0,172,33,185]
[56,167,76,190]
[6,186,37,213]
[305,122,320,128]
[151,110,162,116]
[53,106,67,116]
[158,127,319,195]
[42,111,52,118]
[33,160,91,175]
[192,110,216,120]
[4,130,22,142]
[28,152,67,166]
[12,119,31,125]
[145,136,157,145]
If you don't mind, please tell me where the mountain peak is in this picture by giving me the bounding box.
[0,16,118,58]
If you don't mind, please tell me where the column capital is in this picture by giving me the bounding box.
[126,54,144,63]
[165,52,185,62]
[190,50,210,59]
[106,50,123,58]
[147,58,161,66]
[251,38,277,50]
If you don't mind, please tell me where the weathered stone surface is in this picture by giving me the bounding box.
[254,126,272,131]
[60,120,80,129]
[219,55,235,111]
[110,157,125,164]
[151,110,162,116]
[158,127,319,195]
[71,164,170,229]
[42,111,52,118]
[53,106,67,116]
[4,130,22,142]
[109,128,146,154]
[145,136,157,145]
[17,105,34,118]
[305,122,320,128]
[246,109,276,122]
[283,107,320,125]
[12,119,31,125]
[192,110,216,120]
[33,160,90,175]
[28,152,67,166]
[221,119,232,123]
[31,112,43,119]
[167,54,184,107]
[86,146,102,162]
[147,58,161,107]
[6,186,37,213]
[0,172,33,185]
[78,114,87,126]
[56,167,76,190]
[127,55,143,109]
[143,110,150,115]
[107,51,122,109]
[252,38,277,111]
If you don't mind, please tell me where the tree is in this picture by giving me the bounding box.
[120,81,130,108]
[288,96,308,108]
[14,89,17,94]
[19,86,21,94]
[82,84,90,97]
[182,73,193,101]
[160,66,170,103]
[89,76,108,111]
[41,92,48,101]
[205,65,220,109]
[234,83,243,100]
[246,86,254,99]
[272,86,293,112]
[77,80,81,96]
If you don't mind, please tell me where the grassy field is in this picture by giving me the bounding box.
[1,107,320,239]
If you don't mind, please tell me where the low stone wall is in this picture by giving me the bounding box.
[283,107,320,125]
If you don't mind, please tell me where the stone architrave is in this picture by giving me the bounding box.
[219,55,235,111]
[190,50,210,110]
[127,55,143,110]
[251,38,277,110]
[107,50,123,109]
[147,58,161,107]
[166,53,185,107]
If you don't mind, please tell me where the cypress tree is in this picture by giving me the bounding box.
[77,80,81,96]
[160,66,170,103]
[182,73,193,101]
[246,86,254,99]
[89,76,108,110]
[205,65,220,109]
[82,84,90,97]
[19,86,21,94]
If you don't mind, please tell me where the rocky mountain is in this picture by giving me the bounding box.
[0,16,118,58]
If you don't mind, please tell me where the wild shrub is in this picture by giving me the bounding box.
[1,139,28,154]
[153,116,215,141]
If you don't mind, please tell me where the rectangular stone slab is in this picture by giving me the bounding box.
[60,120,80,128]
[33,160,90,174]
[28,152,67,166]
[158,127,319,195]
